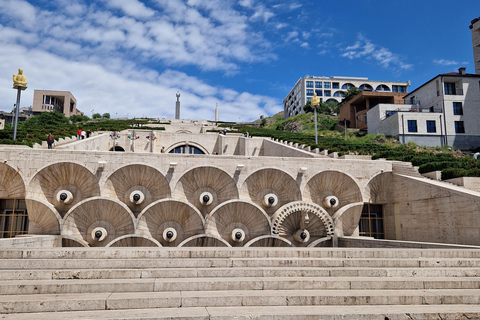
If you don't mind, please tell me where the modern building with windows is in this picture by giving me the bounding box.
[283,75,409,119]
[32,90,83,117]
[367,68,480,149]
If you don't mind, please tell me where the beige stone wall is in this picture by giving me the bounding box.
[385,175,480,246]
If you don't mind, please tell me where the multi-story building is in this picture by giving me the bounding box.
[32,90,83,117]
[283,75,409,119]
[471,17,480,75]
[367,67,480,149]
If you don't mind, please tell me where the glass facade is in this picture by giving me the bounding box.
[359,204,384,239]
[0,199,28,238]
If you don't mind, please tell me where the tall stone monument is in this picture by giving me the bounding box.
[215,102,218,122]
[175,91,180,119]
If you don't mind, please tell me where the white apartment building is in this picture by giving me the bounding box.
[471,17,480,75]
[283,75,409,119]
[368,68,480,149]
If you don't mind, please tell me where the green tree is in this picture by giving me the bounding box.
[69,115,90,123]
[341,87,362,104]
[102,113,110,119]
[92,113,101,119]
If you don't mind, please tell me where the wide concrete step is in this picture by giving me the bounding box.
[2,305,480,320]
[2,289,480,314]
[3,257,480,270]
[1,266,480,280]
[3,276,480,295]
[3,248,480,259]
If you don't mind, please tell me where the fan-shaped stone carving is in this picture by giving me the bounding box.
[103,164,170,216]
[244,235,294,247]
[240,168,301,215]
[178,234,231,247]
[136,199,204,247]
[62,197,135,247]
[304,170,362,214]
[364,172,393,203]
[205,200,271,247]
[25,199,61,235]
[332,202,365,237]
[0,163,25,198]
[62,236,89,247]
[271,201,334,247]
[106,234,161,247]
[307,236,333,247]
[173,166,238,216]
[27,162,100,217]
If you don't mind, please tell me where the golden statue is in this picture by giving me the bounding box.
[13,68,27,87]
[310,91,320,106]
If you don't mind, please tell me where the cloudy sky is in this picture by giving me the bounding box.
[0,0,479,122]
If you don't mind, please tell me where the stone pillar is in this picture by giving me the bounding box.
[215,102,218,122]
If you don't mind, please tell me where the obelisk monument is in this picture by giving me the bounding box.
[175,91,180,119]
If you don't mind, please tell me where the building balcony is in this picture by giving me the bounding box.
[444,89,464,95]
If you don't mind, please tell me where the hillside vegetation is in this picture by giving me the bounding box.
[235,112,480,180]
[0,112,161,147]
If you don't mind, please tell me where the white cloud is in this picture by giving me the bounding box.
[0,38,281,122]
[0,0,283,121]
[433,59,458,66]
[342,35,412,70]
[102,0,155,19]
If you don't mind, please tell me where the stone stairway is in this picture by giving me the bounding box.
[1,247,480,319]
[391,161,424,178]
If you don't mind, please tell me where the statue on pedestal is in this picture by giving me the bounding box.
[310,91,320,107]
[13,68,27,87]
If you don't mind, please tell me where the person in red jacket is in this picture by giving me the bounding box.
[77,129,82,140]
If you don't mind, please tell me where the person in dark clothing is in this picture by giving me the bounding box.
[47,133,54,149]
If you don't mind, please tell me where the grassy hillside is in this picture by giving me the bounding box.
[233,113,480,180]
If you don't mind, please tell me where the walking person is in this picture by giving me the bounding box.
[47,133,54,149]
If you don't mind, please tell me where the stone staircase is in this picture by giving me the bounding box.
[391,161,424,178]
[1,247,480,319]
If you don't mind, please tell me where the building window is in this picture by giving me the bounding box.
[385,110,397,118]
[426,120,436,133]
[453,102,463,115]
[306,97,311,102]
[407,120,417,132]
[324,90,331,97]
[359,204,384,239]
[333,91,344,97]
[315,90,322,96]
[0,200,28,238]
[315,82,322,88]
[306,81,314,88]
[306,89,314,96]
[341,83,355,90]
[332,82,339,89]
[455,121,465,133]
[392,85,407,93]
[170,145,205,154]
[324,82,331,89]
[444,82,456,95]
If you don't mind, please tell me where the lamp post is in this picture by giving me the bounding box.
[12,68,27,141]
[310,92,320,145]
